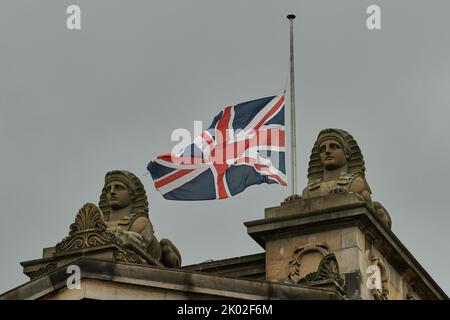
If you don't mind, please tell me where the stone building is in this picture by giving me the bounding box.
[0,129,447,300]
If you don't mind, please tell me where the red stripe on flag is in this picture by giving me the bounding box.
[157,154,203,165]
[214,163,229,199]
[269,174,287,185]
[257,129,285,147]
[154,169,195,189]
[215,106,233,165]
[216,106,232,138]
[254,164,269,171]
[201,131,214,146]
[254,96,285,130]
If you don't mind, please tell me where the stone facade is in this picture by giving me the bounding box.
[1,129,447,300]
[1,192,447,300]
[1,258,341,300]
[245,193,447,300]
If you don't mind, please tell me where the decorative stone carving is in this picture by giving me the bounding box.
[403,282,416,300]
[55,202,151,265]
[300,128,391,229]
[56,203,117,252]
[402,270,418,300]
[29,263,57,280]
[299,253,343,285]
[113,249,147,265]
[53,170,182,268]
[289,243,344,288]
[369,255,389,300]
[98,170,181,268]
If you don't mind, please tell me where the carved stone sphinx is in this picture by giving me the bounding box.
[23,170,181,280]
[301,128,391,229]
[97,170,181,268]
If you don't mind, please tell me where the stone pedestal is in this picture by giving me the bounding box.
[244,193,446,300]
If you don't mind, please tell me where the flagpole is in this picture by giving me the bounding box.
[287,14,298,196]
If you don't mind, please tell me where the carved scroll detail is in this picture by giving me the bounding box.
[299,253,344,286]
[29,263,57,280]
[113,249,147,265]
[289,242,344,287]
[56,203,118,252]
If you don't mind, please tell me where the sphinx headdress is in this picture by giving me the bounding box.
[307,128,366,182]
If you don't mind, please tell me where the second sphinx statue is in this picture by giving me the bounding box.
[302,128,391,229]
[98,170,181,268]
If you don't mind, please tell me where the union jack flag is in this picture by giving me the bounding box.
[148,95,286,200]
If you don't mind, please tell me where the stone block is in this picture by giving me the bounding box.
[341,227,365,251]
[265,229,342,281]
[334,247,362,274]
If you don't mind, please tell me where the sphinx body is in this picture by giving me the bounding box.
[301,129,391,229]
[99,170,181,268]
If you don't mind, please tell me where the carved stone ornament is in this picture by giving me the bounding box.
[402,270,418,300]
[369,255,389,300]
[55,203,118,252]
[54,203,160,266]
[113,249,147,264]
[289,242,344,287]
[29,263,57,280]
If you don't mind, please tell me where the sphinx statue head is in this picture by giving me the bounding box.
[303,129,391,228]
[99,170,149,220]
[98,170,182,268]
[306,129,364,183]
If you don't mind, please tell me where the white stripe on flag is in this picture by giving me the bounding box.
[158,167,209,195]
[242,96,284,132]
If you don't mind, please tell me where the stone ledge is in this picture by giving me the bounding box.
[1,258,343,300]
[182,253,265,279]
[266,193,370,219]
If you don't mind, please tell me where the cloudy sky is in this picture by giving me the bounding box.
[1,0,449,295]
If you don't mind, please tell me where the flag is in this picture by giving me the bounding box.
[148,95,286,200]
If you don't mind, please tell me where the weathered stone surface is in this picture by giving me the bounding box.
[288,242,344,296]
[267,192,367,219]
[265,230,342,281]
[182,253,266,280]
[341,227,364,250]
[246,193,448,300]
[1,258,343,300]
[22,244,122,281]
[371,246,404,296]
[333,247,362,274]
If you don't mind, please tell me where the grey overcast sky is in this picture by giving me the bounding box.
[1,0,449,294]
